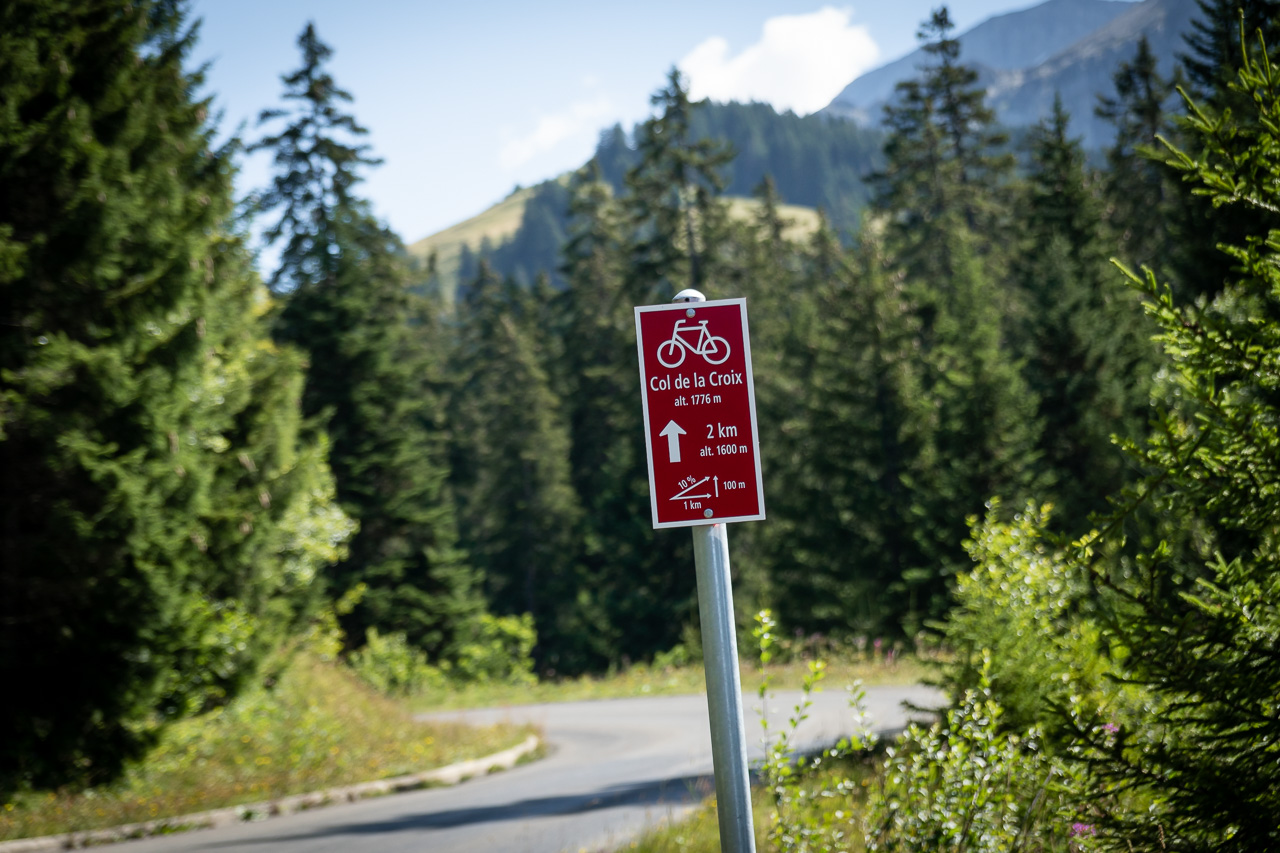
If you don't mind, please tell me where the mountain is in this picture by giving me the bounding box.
[984,0,1198,148]
[824,0,1138,124]
[410,101,882,301]
[411,183,546,303]
[413,0,1206,301]
[823,0,1197,148]
[408,187,823,302]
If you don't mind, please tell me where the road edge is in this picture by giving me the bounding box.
[0,734,541,852]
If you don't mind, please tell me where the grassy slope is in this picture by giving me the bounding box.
[407,185,541,295]
[1,654,534,841]
[406,185,823,302]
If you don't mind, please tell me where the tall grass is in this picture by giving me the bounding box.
[413,654,930,711]
[0,653,533,841]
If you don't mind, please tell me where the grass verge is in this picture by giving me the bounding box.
[415,655,932,711]
[0,653,535,842]
[622,755,876,853]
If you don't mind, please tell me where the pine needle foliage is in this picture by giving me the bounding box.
[252,23,484,661]
[0,0,343,791]
[1065,40,1280,850]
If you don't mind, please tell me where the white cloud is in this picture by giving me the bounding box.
[679,7,880,116]
[498,95,613,171]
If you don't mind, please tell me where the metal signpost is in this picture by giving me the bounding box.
[635,290,764,853]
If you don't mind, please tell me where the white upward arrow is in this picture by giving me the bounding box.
[659,420,687,463]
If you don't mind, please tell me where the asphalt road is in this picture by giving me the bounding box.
[113,684,942,853]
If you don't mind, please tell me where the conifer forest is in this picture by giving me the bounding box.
[2,1,1279,849]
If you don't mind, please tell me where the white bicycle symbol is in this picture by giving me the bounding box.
[657,320,731,368]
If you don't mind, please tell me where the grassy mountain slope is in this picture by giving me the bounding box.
[408,100,881,304]
[407,186,823,303]
[409,184,546,297]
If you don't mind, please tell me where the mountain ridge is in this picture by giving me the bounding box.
[823,0,1140,124]
[823,0,1196,147]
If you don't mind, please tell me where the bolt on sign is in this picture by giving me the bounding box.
[635,298,765,528]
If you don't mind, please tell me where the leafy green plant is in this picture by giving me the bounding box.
[348,628,446,697]
[755,610,876,853]
[865,655,1081,852]
[940,501,1126,740]
[449,613,538,685]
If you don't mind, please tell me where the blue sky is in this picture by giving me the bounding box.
[188,0,1102,246]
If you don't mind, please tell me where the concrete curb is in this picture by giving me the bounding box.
[0,734,540,852]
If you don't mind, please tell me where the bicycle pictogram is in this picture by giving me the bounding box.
[656,320,731,368]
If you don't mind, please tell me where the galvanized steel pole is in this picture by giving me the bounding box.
[692,522,756,853]
[672,287,756,853]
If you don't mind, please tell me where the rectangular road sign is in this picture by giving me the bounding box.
[635,298,765,529]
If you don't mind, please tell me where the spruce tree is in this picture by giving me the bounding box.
[556,161,694,666]
[252,23,483,659]
[717,179,814,621]
[0,0,343,790]
[1067,49,1280,849]
[1095,36,1184,283]
[448,264,591,671]
[624,67,734,302]
[876,6,1014,283]
[768,226,939,635]
[1174,3,1280,300]
[1181,0,1280,102]
[1013,96,1157,531]
[872,6,1043,623]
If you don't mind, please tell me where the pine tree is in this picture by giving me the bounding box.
[252,23,483,660]
[0,0,344,790]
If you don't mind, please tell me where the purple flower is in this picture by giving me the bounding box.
[1102,722,1119,734]
[1070,822,1097,838]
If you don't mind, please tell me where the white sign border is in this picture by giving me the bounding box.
[634,297,767,529]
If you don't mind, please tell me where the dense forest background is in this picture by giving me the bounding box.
[3,0,1280,847]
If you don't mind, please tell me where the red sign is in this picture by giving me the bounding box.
[635,298,765,528]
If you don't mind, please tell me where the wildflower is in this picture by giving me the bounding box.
[1070,822,1096,838]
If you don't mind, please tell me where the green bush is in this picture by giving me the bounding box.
[865,655,1084,852]
[449,613,537,685]
[940,501,1126,739]
[755,609,877,853]
[347,628,446,697]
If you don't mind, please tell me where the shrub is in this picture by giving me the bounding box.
[755,609,877,853]
[865,655,1083,852]
[940,501,1126,740]
[449,613,538,685]
[347,628,446,697]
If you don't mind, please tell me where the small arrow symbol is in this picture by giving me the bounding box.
[659,420,686,463]
[671,476,711,500]
[714,476,719,497]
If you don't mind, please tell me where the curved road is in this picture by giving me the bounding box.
[115,684,942,853]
